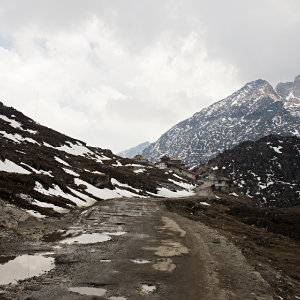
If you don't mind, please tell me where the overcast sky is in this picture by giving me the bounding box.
[0,0,300,153]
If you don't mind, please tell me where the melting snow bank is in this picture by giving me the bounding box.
[34,182,96,208]
[28,176,196,217]
[157,187,195,198]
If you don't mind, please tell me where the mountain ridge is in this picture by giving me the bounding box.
[142,75,300,166]
[117,141,150,158]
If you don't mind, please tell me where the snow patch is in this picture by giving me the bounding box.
[200,202,210,206]
[0,115,22,129]
[32,199,69,214]
[272,146,283,153]
[0,131,39,144]
[168,179,194,191]
[25,210,47,219]
[229,193,239,197]
[33,182,95,208]
[55,142,93,157]
[0,159,31,174]
[63,168,80,177]
[55,157,71,166]
[20,163,53,177]
[157,187,194,198]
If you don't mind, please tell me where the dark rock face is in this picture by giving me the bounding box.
[143,76,300,167]
[201,135,300,208]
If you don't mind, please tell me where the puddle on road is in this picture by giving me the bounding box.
[100,259,112,262]
[42,228,84,243]
[68,286,106,296]
[42,229,126,245]
[60,233,112,244]
[140,284,156,294]
[131,259,151,264]
[0,254,54,285]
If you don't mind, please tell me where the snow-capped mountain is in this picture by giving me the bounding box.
[0,102,194,219]
[198,134,300,208]
[117,141,150,158]
[142,75,300,167]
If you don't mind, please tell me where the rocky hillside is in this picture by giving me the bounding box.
[117,141,150,158]
[142,75,300,167]
[0,102,195,219]
[198,134,300,208]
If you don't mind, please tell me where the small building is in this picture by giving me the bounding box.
[155,155,195,180]
[213,177,231,191]
[207,174,217,181]
[160,155,170,162]
[155,155,170,169]
[132,154,149,164]
[170,166,197,180]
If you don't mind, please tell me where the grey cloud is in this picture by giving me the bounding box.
[105,96,178,125]
[180,0,300,85]
[1,0,300,153]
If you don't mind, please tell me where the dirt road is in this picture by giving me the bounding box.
[0,195,274,300]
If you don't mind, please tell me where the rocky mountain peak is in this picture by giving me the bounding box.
[294,74,300,82]
[226,79,278,108]
[142,75,300,167]
[275,74,300,101]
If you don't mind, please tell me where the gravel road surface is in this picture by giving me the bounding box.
[0,195,273,300]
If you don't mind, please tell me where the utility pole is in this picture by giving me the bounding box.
[35,92,39,123]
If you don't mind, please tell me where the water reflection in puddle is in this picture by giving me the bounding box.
[68,287,106,296]
[61,233,111,244]
[131,259,151,264]
[42,229,84,243]
[42,229,126,245]
[0,256,16,264]
[100,259,112,262]
[141,284,156,294]
[0,254,54,285]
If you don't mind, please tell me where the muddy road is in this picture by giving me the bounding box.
[0,196,273,300]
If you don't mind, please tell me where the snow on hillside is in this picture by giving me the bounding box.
[0,102,195,217]
[200,134,300,208]
[142,76,300,167]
